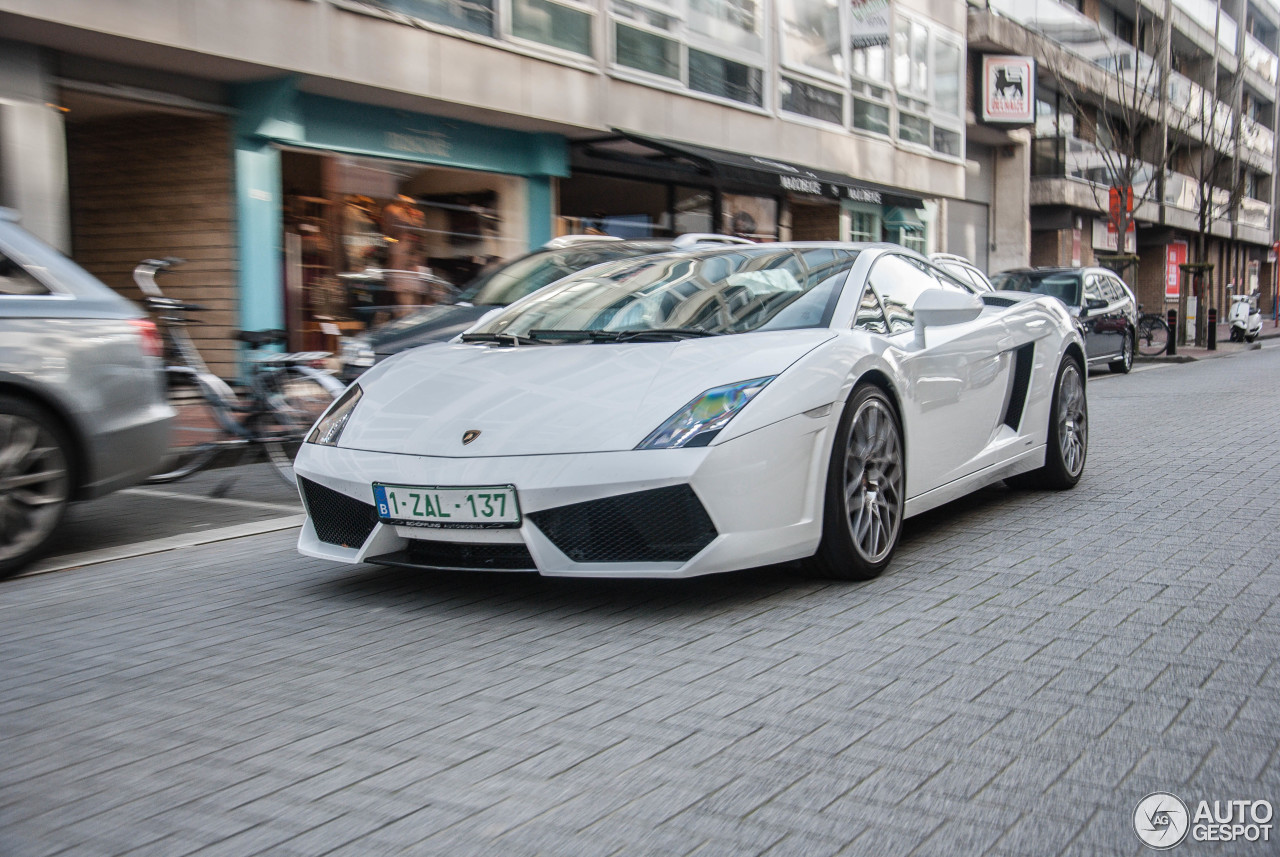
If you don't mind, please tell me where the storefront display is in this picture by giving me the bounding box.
[281,151,522,349]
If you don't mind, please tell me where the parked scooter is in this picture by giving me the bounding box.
[1228,287,1263,343]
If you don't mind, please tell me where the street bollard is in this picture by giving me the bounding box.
[1208,307,1217,350]
[1167,309,1177,356]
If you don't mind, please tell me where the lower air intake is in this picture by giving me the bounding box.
[529,484,717,563]
[299,477,379,548]
[371,540,537,572]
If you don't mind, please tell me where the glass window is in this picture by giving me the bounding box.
[898,112,930,146]
[848,210,880,242]
[0,253,50,296]
[721,194,778,240]
[853,98,890,135]
[853,281,887,333]
[991,271,1084,306]
[615,23,681,77]
[778,0,842,77]
[689,49,763,105]
[472,246,862,337]
[511,0,593,55]
[868,253,943,333]
[932,38,962,117]
[688,0,763,53]
[366,0,496,37]
[675,186,714,234]
[780,77,843,124]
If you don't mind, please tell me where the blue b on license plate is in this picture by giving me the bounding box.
[373,483,521,528]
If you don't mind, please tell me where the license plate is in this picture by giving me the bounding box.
[372,483,520,529]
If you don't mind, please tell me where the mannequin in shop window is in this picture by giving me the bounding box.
[382,194,429,311]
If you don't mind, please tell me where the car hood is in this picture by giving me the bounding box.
[366,304,492,354]
[337,330,835,456]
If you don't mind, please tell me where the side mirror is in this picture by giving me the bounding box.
[913,289,984,347]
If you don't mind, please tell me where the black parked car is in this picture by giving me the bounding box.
[991,266,1138,373]
[338,233,751,380]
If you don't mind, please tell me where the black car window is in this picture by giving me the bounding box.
[992,270,1083,306]
[0,253,51,296]
[1106,276,1131,304]
[868,254,962,333]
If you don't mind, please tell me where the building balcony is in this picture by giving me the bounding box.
[1244,32,1279,87]
[1171,0,1238,51]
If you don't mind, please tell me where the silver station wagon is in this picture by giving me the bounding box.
[0,210,172,576]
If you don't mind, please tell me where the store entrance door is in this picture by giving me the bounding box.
[790,201,839,241]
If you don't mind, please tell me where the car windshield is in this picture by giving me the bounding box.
[458,242,669,306]
[992,271,1082,306]
[470,247,860,340]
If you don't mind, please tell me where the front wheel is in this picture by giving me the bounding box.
[1108,328,1134,373]
[808,385,905,581]
[1007,355,1087,490]
[0,396,72,578]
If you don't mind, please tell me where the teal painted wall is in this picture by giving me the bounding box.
[231,79,566,346]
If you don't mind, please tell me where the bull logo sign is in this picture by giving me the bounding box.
[982,56,1035,124]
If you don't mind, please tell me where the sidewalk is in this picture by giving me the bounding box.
[1138,319,1279,363]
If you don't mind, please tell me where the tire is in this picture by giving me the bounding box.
[1006,355,1087,491]
[259,368,337,486]
[1108,328,1134,373]
[145,371,227,483]
[808,385,905,581]
[1136,316,1169,357]
[0,395,73,578]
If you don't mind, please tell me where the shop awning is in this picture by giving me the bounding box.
[572,130,925,209]
[883,206,925,231]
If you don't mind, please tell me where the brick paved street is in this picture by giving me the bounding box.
[3,346,1279,856]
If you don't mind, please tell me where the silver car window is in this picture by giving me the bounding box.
[0,252,51,296]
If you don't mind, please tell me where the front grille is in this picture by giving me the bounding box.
[370,540,537,572]
[529,484,717,564]
[299,477,379,548]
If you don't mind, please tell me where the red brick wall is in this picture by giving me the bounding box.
[67,112,238,379]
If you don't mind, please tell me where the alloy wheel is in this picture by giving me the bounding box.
[0,413,70,567]
[842,398,904,564]
[1057,363,1087,478]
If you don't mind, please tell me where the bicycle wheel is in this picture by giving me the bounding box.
[146,371,229,483]
[259,367,338,486]
[1136,315,1169,357]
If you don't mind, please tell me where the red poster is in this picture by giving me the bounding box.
[1166,240,1187,300]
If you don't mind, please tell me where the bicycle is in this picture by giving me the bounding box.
[135,258,344,486]
[1135,305,1170,357]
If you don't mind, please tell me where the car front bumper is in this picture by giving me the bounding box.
[295,412,831,578]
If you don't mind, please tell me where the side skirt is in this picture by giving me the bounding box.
[904,446,1045,519]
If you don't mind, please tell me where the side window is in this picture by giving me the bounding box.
[1107,277,1131,304]
[1082,273,1105,304]
[867,254,948,333]
[0,252,51,296]
[853,283,888,333]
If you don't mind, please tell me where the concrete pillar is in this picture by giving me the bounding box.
[988,128,1032,273]
[0,41,69,251]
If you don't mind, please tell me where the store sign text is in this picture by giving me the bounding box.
[385,130,451,158]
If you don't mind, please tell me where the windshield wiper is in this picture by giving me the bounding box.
[526,328,721,343]
[459,332,543,346]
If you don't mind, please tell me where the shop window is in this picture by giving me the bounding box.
[674,186,713,234]
[780,77,843,125]
[511,0,593,55]
[363,0,496,37]
[689,49,763,106]
[721,193,778,241]
[847,210,880,242]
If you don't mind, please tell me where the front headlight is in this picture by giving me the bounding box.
[637,376,775,450]
[306,384,363,446]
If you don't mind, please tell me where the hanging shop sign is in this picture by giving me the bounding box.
[982,56,1035,125]
[1166,240,1187,299]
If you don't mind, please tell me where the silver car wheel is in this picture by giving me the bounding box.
[0,413,70,567]
[843,398,904,565]
[1057,362,1087,478]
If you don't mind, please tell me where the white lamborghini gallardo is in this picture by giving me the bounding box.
[296,243,1086,580]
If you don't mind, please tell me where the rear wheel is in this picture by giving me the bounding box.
[0,396,72,578]
[1108,328,1134,373]
[1007,355,1087,490]
[1136,316,1169,356]
[808,385,905,581]
[146,370,227,483]
[259,368,336,486]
